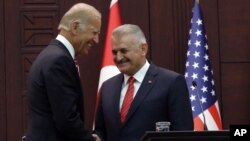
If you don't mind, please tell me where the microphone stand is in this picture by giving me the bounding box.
[192,81,207,130]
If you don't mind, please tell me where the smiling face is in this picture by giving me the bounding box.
[112,35,147,76]
[73,17,101,56]
[58,3,101,57]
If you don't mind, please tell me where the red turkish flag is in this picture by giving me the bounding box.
[97,0,121,91]
[93,0,121,128]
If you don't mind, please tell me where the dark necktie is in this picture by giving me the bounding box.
[120,77,135,123]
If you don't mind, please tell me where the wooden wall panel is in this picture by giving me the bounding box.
[221,63,250,128]
[172,0,193,73]
[22,0,57,5]
[149,0,175,69]
[20,11,58,48]
[149,0,193,73]
[5,0,24,140]
[0,0,6,140]
[120,0,150,40]
[20,6,59,141]
[4,0,60,140]
[218,0,250,129]
[219,0,250,62]
[21,54,38,132]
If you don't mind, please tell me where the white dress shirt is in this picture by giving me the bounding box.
[119,60,150,111]
[56,34,75,59]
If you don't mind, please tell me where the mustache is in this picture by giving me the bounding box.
[115,58,129,64]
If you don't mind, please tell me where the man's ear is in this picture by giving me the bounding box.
[141,43,148,56]
[70,21,80,35]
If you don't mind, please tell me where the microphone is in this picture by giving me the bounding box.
[192,81,207,130]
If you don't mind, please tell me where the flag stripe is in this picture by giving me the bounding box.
[194,116,204,130]
[208,102,223,129]
[204,109,219,130]
[98,66,120,90]
[195,102,222,131]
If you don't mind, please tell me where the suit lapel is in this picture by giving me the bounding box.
[109,74,124,127]
[123,65,158,125]
[50,40,80,81]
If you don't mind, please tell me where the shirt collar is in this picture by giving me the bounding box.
[124,60,150,84]
[56,34,75,59]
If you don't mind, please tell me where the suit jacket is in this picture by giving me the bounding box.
[26,40,94,141]
[95,64,193,141]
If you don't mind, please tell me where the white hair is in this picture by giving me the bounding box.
[112,24,147,45]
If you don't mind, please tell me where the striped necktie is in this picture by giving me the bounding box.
[120,77,135,123]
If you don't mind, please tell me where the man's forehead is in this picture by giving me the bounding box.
[89,25,100,33]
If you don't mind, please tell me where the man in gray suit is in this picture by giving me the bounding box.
[26,3,101,141]
[94,24,194,141]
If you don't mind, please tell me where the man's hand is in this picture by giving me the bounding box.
[92,134,101,141]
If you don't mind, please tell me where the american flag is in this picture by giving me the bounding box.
[184,0,223,131]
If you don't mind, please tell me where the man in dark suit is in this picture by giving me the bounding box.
[94,24,194,141]
[26,3,101,141]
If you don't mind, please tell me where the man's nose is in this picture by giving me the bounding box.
[115,52,124,60]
